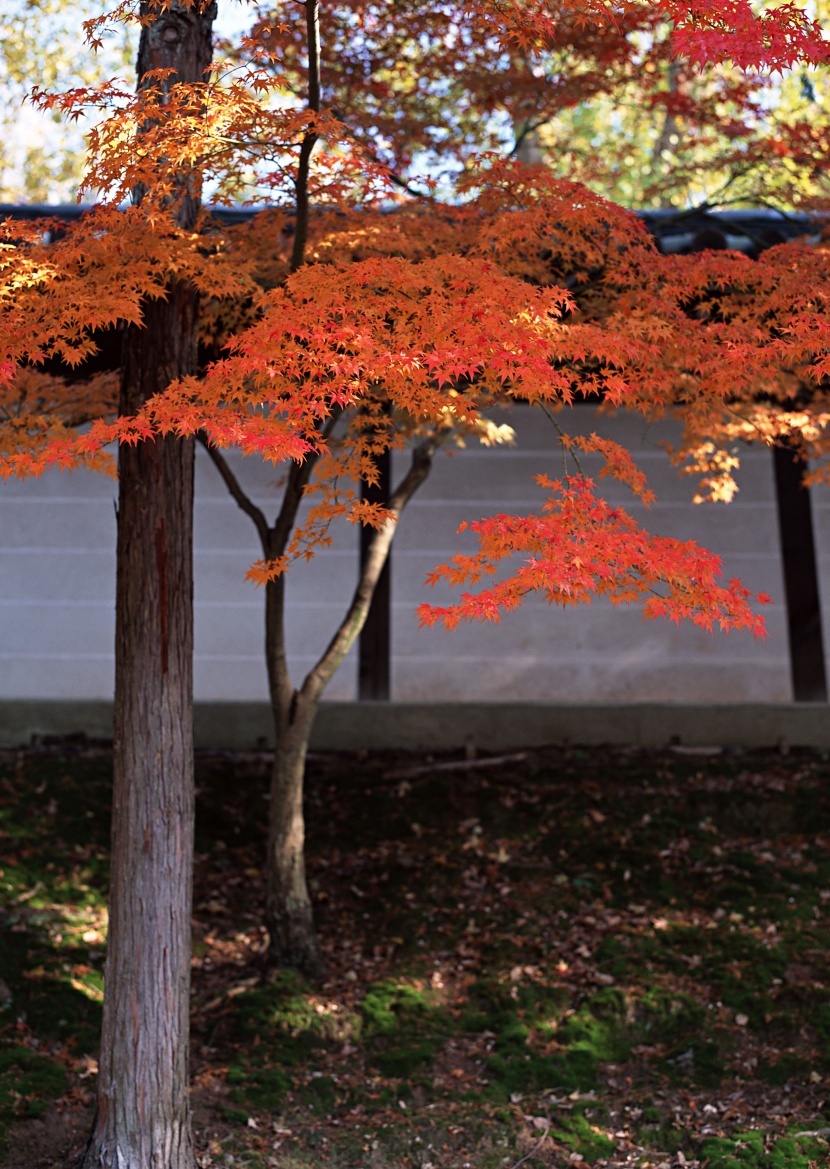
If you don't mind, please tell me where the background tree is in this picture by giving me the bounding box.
[239,0,830,209]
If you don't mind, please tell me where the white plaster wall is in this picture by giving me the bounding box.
[0,450,358,701]
[0,404,793,703]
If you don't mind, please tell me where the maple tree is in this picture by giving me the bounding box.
[2,0,830,1166]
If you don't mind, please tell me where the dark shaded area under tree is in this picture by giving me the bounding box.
[1,742,830,1168]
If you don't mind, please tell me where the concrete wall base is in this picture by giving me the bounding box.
[1,700,829,751]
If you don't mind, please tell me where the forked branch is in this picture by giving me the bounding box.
[299,439,435,705]
[197,432,270,551]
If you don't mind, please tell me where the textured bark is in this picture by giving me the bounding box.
[265,689,324,978]
[82,5,214,1168]
[84,294,198,1169]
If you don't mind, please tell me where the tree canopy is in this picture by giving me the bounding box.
[4,0,830,635]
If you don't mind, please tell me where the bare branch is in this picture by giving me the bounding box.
[197,432,270,552]
[538,401,584,477]
[271,408,342,555]
[301,439,435,701]
[331,111,436,201]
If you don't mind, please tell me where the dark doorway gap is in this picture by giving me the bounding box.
[773,445,828,702]
[358,447,392,700]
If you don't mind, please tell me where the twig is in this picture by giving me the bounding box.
[793,1128,830,1139]
[384,751,529,780]
[508,1102,553,1169]
[507,1131,549,1169]
[538,402,584,477]
[197,433,270,549]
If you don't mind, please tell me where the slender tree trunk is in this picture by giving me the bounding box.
[266,688,323,978]
[265,0,326,977]
[200,434,435,983]
[260,444,435,978]
[82,5,214,1167]
[263,571,324,977]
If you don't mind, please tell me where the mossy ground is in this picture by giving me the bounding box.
[2,742,830,1167]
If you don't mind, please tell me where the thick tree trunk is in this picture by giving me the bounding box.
[82,5,214,1167]
[83,294,198,1169]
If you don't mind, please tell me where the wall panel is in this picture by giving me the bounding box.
[0,407,792,704]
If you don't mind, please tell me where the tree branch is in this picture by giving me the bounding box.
[330,111,436,201]
[271,408,342,556]
[197,432,270,552]
[509,117,546,158]
[291,0,320,273]
[300,439,435,702]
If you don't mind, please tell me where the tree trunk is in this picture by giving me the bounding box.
[263,572,324,978]
[260,444,434,978]
[82,5,214,1167]
[83,294,198,1169]
[200,438,433,983]
[265,691,323,978]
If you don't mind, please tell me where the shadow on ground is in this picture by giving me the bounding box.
[2,742,830,1167]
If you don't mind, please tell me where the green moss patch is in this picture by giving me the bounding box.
[0,1045,67,1154]
[552,1112,617,1163]
[700,1130,828,1168]
[361,979,450,1078]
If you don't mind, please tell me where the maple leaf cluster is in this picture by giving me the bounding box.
[3,0,830,639]
[418,474,770,637]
